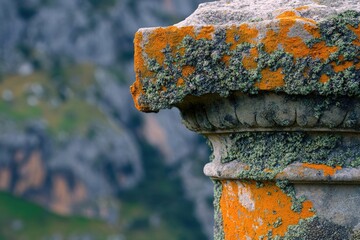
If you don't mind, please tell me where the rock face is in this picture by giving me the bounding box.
[0,122,143,220]
[0,0,214,239]
[131,0,360,239]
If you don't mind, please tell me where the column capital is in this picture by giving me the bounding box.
[131,0,360,113]
[131,1,360,239]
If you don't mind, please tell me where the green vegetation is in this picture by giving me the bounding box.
[0,65,109,136]
[120,139,207,240]
[0,191,119,240]
[0,185,205,240]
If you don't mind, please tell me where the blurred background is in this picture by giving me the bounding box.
[0,0,214,239]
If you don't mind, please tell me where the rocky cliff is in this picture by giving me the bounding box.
[0,0,213,239]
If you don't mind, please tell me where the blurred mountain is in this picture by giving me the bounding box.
[0,0,213,239]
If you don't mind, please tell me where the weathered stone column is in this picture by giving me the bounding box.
[131,0,360,239]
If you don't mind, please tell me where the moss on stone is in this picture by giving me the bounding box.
[352,230,360,240]
[273,217,283,228]
[276,180,306,213]
[206,138,215,162]
[221,131,360,180]
[280,217,351,240]
[136,10,360,112]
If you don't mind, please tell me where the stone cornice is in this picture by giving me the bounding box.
[131,5,360,112]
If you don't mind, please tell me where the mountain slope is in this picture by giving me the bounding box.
[0,0,213,239]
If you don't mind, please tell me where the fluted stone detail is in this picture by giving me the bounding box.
[180,93,360,133]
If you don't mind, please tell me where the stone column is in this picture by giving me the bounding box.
[131,0,360,239]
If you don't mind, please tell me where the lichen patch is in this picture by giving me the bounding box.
[301,163,342,177]
[131,10,360,112]
[220,180,314,239]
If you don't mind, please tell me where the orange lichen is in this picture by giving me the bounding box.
[143,26,214,63]
[319,74,330,83]
[220,180,314,240]
[302,163,342,177]
[161,86,167,92]
[242,48,259,70]
[131,12,346,111]
[356,62,360,69]
[331,61,354,73]
[222,55,231,66]
[196,26,215,40]
[239,24,259,44]
[226,24,259,51]
[130,79,148,111]
[182,65,196,77]
[276,11,316,25]
[132,31,149,111]
[256,68,285,89]
[261,29,279,53]
[145,26,195,64]
[176,78,185,87]
[226,26,239,50]
[295,6,310,11]
[330,56,357,73]
[264,17,315,58]
[309,42,337,60]
[131,26,197,111]
[261,11,337,60]
[226,26,241,52]
[303,23,321,38]
[223,24,258,65]
[133,31,146,78]
[348,25,360,46]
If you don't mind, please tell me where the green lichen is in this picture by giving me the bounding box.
[276,180,306,213]
[256,181,265,188]
[138,10,360,112]
[352,230,360,240]
[213,180,225,240]
[273,217,283,228]
[222,132,360,180]
[280,217,351,240]
[206,138,215,162]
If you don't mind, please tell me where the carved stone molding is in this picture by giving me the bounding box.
[179,92,360,133]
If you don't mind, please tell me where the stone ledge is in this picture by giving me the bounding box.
[204,161,360,183]
[131,4,360,112]
[177,0,360,26]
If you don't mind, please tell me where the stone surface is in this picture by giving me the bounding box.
[131,0,360,112]
[131,0,360,239]
[177,0,360,26]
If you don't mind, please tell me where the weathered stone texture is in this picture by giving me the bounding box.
[132,0,360,112]
[131,0,360,239]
